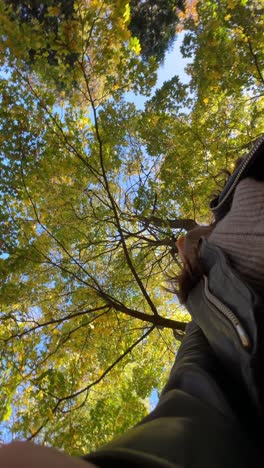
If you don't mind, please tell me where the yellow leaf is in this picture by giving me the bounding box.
[129,37,141,56]
[224,14,231,20]
[227,0,236,9]
[47,6,61,16]
[123,3,130,24]
[3,403,12,421]
[203,97,209,104]
[47,408,54,420]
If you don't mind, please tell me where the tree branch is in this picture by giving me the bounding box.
[3,306,110,342]
[97,292,187,332]
[27,326,156,439]
[83,72,159,317]
[246,34,264,86]
[58,325,156,402]
[137,215,197,232]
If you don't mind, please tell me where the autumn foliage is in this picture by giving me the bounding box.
[0,0,263,454]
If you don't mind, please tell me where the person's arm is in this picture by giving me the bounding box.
[84,319,260,468]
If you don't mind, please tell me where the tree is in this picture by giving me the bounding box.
[0,0,182,451]
[129,0,185,61]
[0,0,263,455]
[181,0,264,99]
[2,0,77,87]
[3,0,185,65]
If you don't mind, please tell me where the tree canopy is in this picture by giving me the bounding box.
[0,0,263,455]
[129,0,185,61]
[3,0,184,64]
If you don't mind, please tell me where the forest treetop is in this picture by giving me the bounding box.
[0,0,263,454]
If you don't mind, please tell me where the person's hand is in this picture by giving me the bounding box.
[176,224,215,273]
[0,441,97,468]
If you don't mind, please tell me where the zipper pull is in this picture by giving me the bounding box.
[236,324,250,349]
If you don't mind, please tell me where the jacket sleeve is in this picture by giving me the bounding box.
[84,321,261,467]
[158,321,236,419]
[139,321,236,427]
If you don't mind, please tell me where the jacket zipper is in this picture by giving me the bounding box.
[211,134,264,213]
[203,275,250,349]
